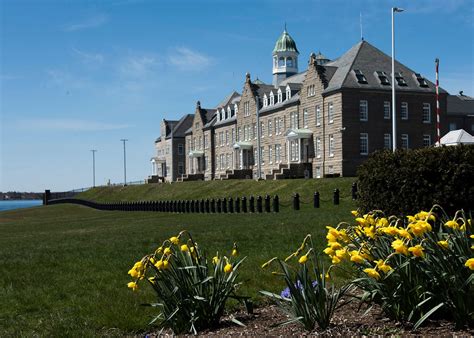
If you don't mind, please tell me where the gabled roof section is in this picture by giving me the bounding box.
[447,94,474,116]
[323,40,447,94]
[215,91,241,109]
[171,114,194,137]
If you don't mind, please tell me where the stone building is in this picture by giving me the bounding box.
[150,28,463,181]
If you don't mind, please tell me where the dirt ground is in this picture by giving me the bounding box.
[153,300,474,337]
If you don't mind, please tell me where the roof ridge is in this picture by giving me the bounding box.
[339,40,365,90]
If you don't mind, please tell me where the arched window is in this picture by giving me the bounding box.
[286,85,291,100]
[277,88,282,103]
[227,106,232,119]
[278,57,285,67]
[263,94,268,107]
[270,92,275,105]
[286,57,293,67]
[234,103,238,116]
[222,108,226,120]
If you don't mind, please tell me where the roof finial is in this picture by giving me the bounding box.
[245,72,251,83]
[196,100,201,108]
[284,22,287,32]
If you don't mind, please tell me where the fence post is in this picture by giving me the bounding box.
[235,197,240,213]
[190,200,195,213]
[205,199,210,213]
[44,190,51,206]
[264,194,271,212]
[196,199,201,213]
[200,199,205,213]
[333,189,340,205]
[216,198,222,213]
[222,197,228,213]
[293,193,300,211]
[249,196,255,213]
[210,199,216,213]
[256,196,263,213]
[241,197,247,213]
[314,191,320,208]
[228,197,234,213]
[352,182,358,200]
[273,195,279,213]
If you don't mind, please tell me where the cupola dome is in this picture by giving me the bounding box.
[273,29,299,54]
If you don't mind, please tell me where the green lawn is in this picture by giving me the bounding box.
[0,178,356,336]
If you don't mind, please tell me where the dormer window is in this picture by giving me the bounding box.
[217,110,221,121]
[234,103,238,116]
[395,72,408,86]
[277,88,282,103]
[227,106,232,118]
[353,69,368,84]
[376,71,390,85]
[286,85,291,100]
[270,92,275,105]
[263,94,268,107]
[414,73,429,87]
[221,108,226,120]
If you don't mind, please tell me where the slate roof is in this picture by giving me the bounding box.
[323,40,447,94]
[171,114,194,138]
[215,91,241,109]
[279,71,307,86]
[260,93,300,113]
[447,94,474,116]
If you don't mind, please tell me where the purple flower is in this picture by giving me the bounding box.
[280,280,318,299]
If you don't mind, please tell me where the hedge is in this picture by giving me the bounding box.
[356,145,474,216]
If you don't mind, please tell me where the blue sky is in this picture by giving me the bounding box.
[1,0,473,192]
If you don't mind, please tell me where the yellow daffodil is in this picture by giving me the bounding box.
[382,226,400,236]
[408,244,425,258]
[127,281,138,291]
[374,259,392,273]
[329,241,342,250]
[349,250,365,264]
[128,268,139,279]
[444,220,459,230]
[224,263,233,273]
[397,228,412,240]
[363,268,381,280]
[355,217,367,227]
[163,247,171,256]
[180,244,189,252]
[154,260,164,270]
[162,260,169,269]
[391,239,409,255]
[170,236,179,245]
[332,256,341,264]
[363,226,376,239]
[437,240,449,249]
[376,218,389,228]
[232,243,238,256]
[465,258,474,270]
[298,254,308,264]
[323,247,334,256]
[351,210,359,217]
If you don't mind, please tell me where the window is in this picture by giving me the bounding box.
[384,133,391,150]
[401,102,408,120]
[315,167,321,178]
[270,92,275,105]
[195,122,200,129]
[275,144,281,163]
[414,73,429,87]
[301,109,308,127]
[422,103,431,123]
[328,102,334,124]
[353,69,368,84]
[329,134,334,157]
[376,71,390,85]
[290,112,299,129]
[260,122,265,138]
[286,57,293,67]
[286,86,291,100]
[423,134,431,147]
[290,140,299,161]
[234,103,238,116]
[394,72,407,86]
[277,89,282,103]
[226,154,230,169]
[315,105,321,126]
[401,134,409,149]
[449,123,457,131]
[360,133,368,155]
[263,94,268,107]
[178,162,184,175]
[278,57,285,67]
[231,129,235,144]
[253,123,257,140]
[261,147,265,165]
[359,100,368,121]
[178,144,184,155]
[268,145,273,164]
[328,165,334,175]
[384,101,391,119]
[306,84,315,97]
[244,101,250,117]
[316,137,321,158]
[268,120,272,136]
[225,131,229,145]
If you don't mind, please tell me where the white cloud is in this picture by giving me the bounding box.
[72,48,104,64]
[168,47,213,71]
[119,55,160,78]
[63,14,108,32]
[16,118,130,132]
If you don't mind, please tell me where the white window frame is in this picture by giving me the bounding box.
[260,122,265,138]
[316,105,321,126]
[263,94,268,107]
[270,92,275,105]
[423,134,431,147]
[360,133,368,155]
[384,133,391,150]
[268,145,273,164]
[268,120,272,136]
[422,103,431,123]
[401,134,409,149]
[277,89,282,103]
[359,100,368,121]
[329,134,334,157]
[401,102,408,120]
[178,144,184,155]
[384,101,391,119]
[316,137,321,158]
[303,109,308,128]
[328,102,334,124]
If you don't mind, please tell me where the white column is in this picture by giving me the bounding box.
[240,149,243,169]
[287,140,290,165]
[298,139,302,164]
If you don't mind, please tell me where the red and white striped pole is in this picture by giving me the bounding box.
[435,58,441,145]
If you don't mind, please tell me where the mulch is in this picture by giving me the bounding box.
[151,300,474,337]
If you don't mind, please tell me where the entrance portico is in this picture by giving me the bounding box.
[285,128,312,164]
[188,150,205,174]
[233,142,253,169]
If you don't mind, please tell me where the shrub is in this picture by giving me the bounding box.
[357,145,474,215]
[127,231,248,334]
[323,206,473,329]
[260,235,353,330]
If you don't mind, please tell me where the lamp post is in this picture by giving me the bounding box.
[120,139,128,185]
[392,7,404,152]
[90,149,97,187]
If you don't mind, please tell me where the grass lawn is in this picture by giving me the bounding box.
[0,178,356,336]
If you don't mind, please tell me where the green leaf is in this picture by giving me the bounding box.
[230,315,246,327]
[413,302,444,330]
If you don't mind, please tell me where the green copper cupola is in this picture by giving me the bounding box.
[272,28,299,86]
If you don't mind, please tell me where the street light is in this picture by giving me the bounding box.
[90,149,97,187]
[392,7,404,152]
[120,139,128,185]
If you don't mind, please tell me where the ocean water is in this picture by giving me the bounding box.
[0,200,43,212]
